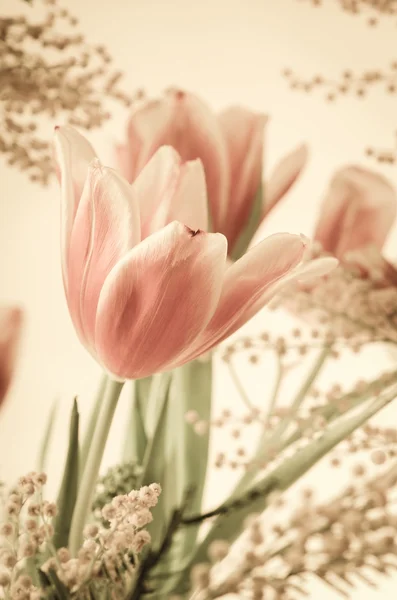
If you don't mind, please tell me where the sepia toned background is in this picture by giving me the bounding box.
[1,1,397,597]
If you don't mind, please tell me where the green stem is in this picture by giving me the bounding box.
[264,354,284,426]
[79,374,108,480]
[227,360,255,412]
[232,345,331,497]
[69,377,124,555]
[270,344,331,443]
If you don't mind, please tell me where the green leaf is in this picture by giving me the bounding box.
[167,359,213,561]
[47,569,70,600]
[37,400,58,472]
[144,373,171,438]
[230,180,263,261]
[53,399,79,549]
[122,381,148,465]
[139,374,172,550]
[173,390,396,593]
[79,375,107,481]
[136,376,154,423]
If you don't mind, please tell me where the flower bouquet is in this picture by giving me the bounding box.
[2,5,397,600]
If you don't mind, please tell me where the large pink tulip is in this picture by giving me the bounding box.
[116,89,308,257]
[314,166,397,259]
[0,306,23,408]
[54,126,335,380]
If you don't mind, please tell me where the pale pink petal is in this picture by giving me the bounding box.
[53,126,97,284]
[174,233,307,363]
[0,306,23,407]
[265,143,308,215]
[265,256,339,303]
[166,160,208,232]
[66,162,140,348]
[124,99,176,180]
[95,222,227,379]
[115,143,135,184]
[315,166,397,258]
[132,146,182,238]
[123,90,229,230]
[218,107,267,248]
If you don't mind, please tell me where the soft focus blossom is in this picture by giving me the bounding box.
[54,126,335,380]
[0,306,23,408]
[116,88,308,258]
[314,166,397,259]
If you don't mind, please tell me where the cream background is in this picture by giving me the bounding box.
[1,0,397,597]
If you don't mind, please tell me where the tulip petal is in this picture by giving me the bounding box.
[265,143,308,215]
[54,126,97,283]
[67,163,140,347]
[126,90,229,230]
[125,99,176,180]
[95,221,227,379]
[115,143,134,184]
[175,233,307,363]
[0,306,23,407]
[132,146,182,237]
[166,160,209,232]
[218,107,267,248]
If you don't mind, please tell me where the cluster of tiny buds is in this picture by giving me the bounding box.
[296,0,397,26]
[41,483,161,595]
[92,461,143,519]
[192,359,397,473]
[186,458,397,600]
[331,421,397,469]
[283,62,397,102]
[280,246,397,348]
[365,131,397,165]
[221,327,338,364]
[0,471,55,600]
[1,0,137,184]
[0,472,161,599]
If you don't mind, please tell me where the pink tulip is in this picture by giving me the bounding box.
[116,89,307,257]
[54,126,335,380]
[314,166,397,259]
[0,306,23,408]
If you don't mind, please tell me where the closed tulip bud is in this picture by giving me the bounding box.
[314,166,397,259]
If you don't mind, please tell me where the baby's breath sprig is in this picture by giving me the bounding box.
[0,472,161,600]
[283,63,397,104]
[188,459,397,600]
[92,462,143,524]
[1,0,139,184]
[295,0,397,27]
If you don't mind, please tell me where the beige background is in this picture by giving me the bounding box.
[1,0,397,597]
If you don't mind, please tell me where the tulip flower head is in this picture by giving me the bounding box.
[0,306,23,408]
[314,166,397,260]
[54,126,336,380]
[116,88,308,260]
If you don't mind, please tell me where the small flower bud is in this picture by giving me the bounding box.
[83,524,99,538]
[208,540,230,562]
[43,502,57,518]
[33,473,47,486]
[1,554,17,569]
[25,519,37,532]
[185,410,199,424]
[57,548,70,563]
[17,575,32,589]
[149,483,161,496]
[0,568,11,587]
[0,523,13,536]
[190,563,211,589]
